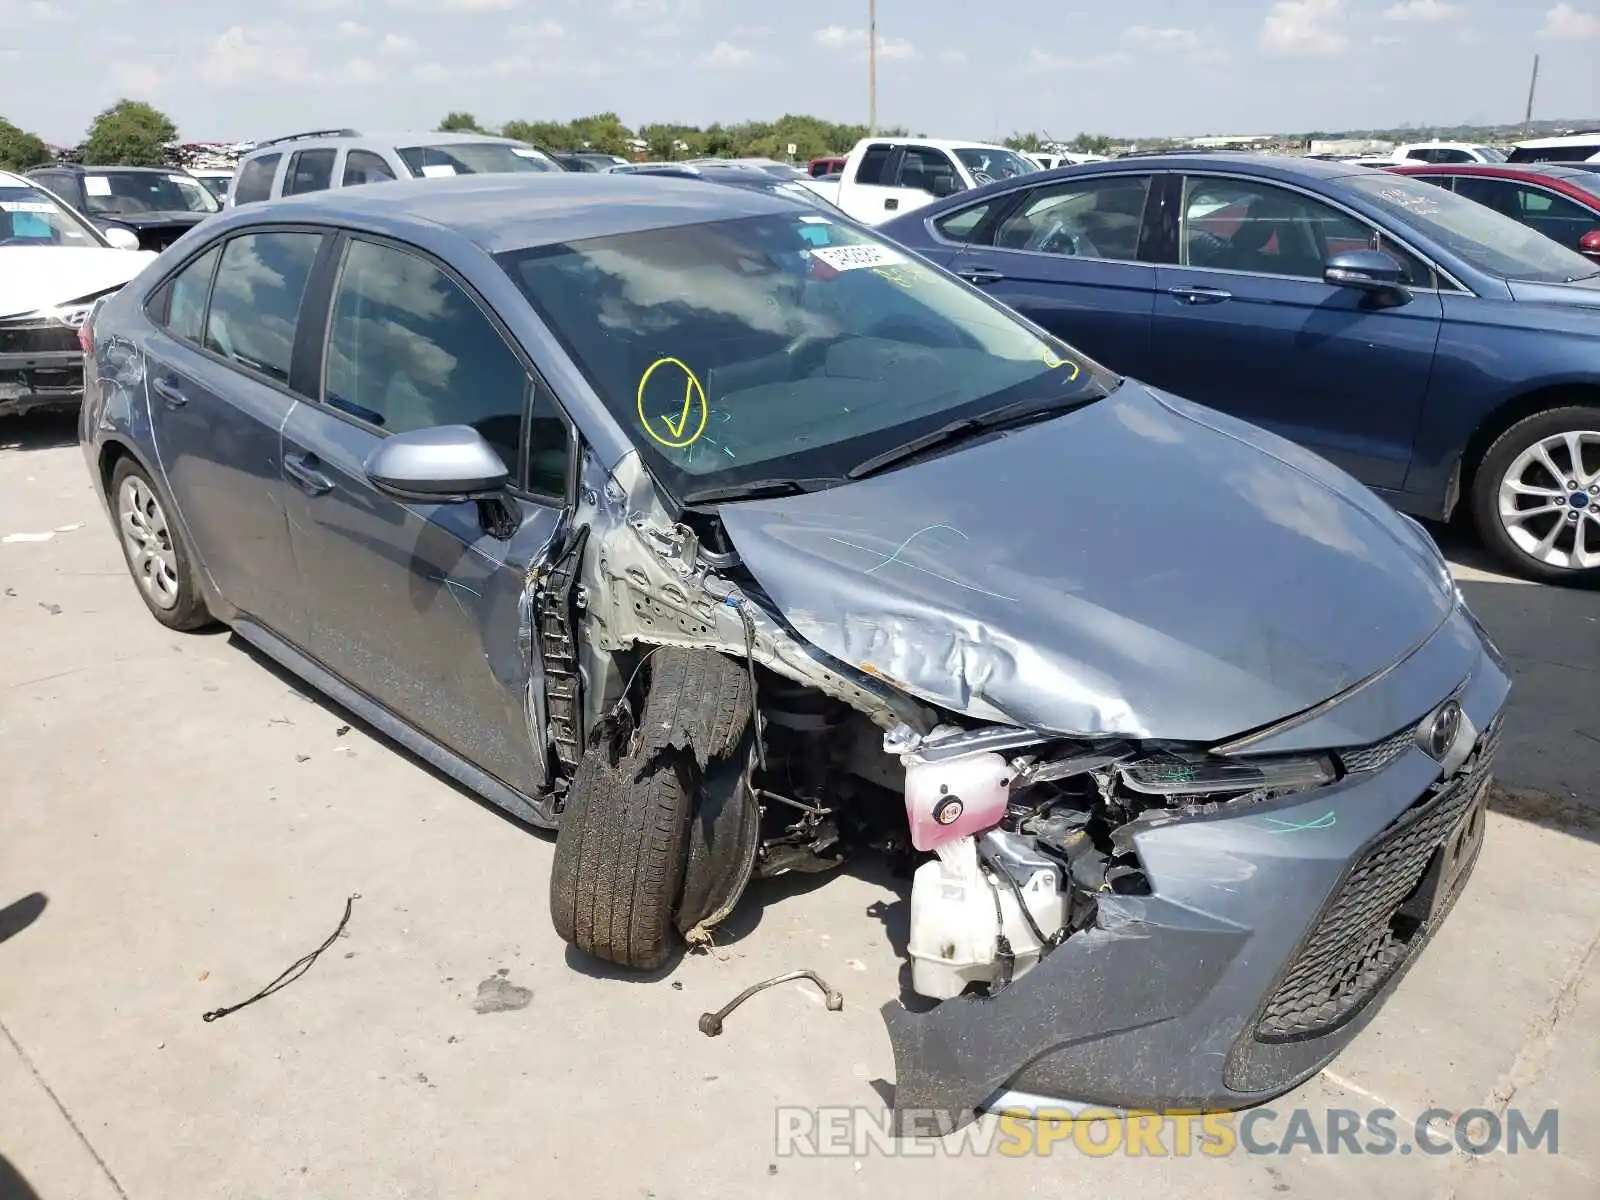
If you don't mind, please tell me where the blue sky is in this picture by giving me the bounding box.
[2,1,1597,144]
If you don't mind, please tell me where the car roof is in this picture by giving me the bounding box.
[33,163,173,174]
[1031,152,1365,180]
[214,171,798,253]
[1387,161,1600,189]
[1514,132,1600,148]
[244,131,530,157]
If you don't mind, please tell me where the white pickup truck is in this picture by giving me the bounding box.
[801,137,1041,226]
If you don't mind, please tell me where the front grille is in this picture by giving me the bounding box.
[0,319,79,356]
[1255,717,1500,1042]
[1339,725,1415,773]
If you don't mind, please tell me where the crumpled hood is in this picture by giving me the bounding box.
[0,247,155,318]
[716,381,1455,743]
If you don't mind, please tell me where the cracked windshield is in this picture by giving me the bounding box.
[499,212,1115,495]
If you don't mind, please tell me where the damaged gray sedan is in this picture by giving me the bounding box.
[78,173,1509,1125]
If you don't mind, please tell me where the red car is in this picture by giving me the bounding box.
[1388,162,1600,262]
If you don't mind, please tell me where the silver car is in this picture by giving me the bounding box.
[78,173,1508,1128]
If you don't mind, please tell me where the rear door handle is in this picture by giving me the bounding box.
[957,267,1005,285]
[283,451,334,496]
[1167,285,1233,306]
[151,376,187,409]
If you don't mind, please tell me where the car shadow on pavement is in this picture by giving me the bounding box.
[0,1155,42,1200]
[0,411,77,453]
[0,893,47,948]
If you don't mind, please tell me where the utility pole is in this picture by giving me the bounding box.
[1524,54,1540,139]
[868,0,878,135]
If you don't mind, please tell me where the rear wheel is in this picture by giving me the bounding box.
[1471,406,1600,586]
[110,457,213,630]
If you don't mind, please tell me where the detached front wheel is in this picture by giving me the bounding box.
[1472,406,1600,586]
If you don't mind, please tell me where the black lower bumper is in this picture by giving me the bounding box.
[882,615,1511,1129]
[0,348,83,417]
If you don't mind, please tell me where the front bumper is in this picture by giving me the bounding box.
[882,605,1511,1127]
[1,317,84,416]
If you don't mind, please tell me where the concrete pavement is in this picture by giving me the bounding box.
[2,410,1596,1199]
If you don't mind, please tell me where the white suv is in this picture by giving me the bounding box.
[226,129,563,207]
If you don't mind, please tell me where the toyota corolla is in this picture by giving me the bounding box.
[78,173,1508,1128]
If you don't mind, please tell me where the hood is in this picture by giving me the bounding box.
[0,247,156,319]
[104,211,210,229]
[715,382,1455,744]
[1507,273,1600,309]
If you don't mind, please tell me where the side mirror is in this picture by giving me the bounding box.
[101,226,141,251]
[363,425,510,503]
[1324,249,1409,298]
[930,175,958,198]
[1580,229,1600,264]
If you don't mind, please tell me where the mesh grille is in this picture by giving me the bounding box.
[1255,717,1500,1043]
[1339,726,1415,774]
[0,320,80,356]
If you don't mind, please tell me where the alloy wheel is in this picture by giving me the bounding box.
[1496,429,1600,572]
[118,475,181,610]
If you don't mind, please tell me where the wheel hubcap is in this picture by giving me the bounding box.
[1497,430,1600,571]
[117,476,181,610]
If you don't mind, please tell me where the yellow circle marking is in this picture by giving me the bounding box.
[636,356,708,449]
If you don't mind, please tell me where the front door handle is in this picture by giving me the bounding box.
[283,451,334,496]
[957,267,1005,285]
[885,197,900,210]
[151,376,187,409]
[1167,285,1233,306]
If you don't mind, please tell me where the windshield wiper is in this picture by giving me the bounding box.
[678,477,842,506]
[846,394,1095,481]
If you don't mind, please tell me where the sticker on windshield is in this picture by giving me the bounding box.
[420,164,457,178]
[84,177,112,196]
[798,215,830,224]
[0,201,55,214]
[636,356,708,449]
[810,244,907,273]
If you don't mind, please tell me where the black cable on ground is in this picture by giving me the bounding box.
[202,894,359,1023]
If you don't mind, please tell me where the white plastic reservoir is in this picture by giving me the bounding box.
[907,833,1067,1001]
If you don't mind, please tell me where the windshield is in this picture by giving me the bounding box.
[194,174,232,201]
[0,184,105,246]
[1341,173,1599,283]
[499,213,1116,499]
[82,170,218,215]
[953,147,1040,184]
[1476,146,1507,162]
[397,142,558,177]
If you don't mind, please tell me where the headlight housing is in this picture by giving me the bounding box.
[1118,751,1335,797]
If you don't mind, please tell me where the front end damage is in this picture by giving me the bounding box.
[540,437,1510,1126]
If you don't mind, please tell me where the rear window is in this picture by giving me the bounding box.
[1508,143,1600,164]
[233,154,280,205]
[397,142,558,177]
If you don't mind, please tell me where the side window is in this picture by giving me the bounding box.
[204,232,323,385]
[1404,149,1431,162]
[323,239,532,475]
[992,175,1151,260]
[233,154,280,205]
[1452,176,1520,218]
[855,144,895,186]
[933,201,994,242]
[157,244,221,343]
[284,149,336,196]
[1181,177,1374,280]
[897,146,960,195]
[1438,149,1473,163]
[342,150,397,187]
[523,383,570,499]
[1411,173,1456,191]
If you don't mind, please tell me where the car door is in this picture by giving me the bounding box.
[948,171,1161,371]
[840,142,904,223]
[890,145,962,221]
[1452,176,1599,254]
[279,234,571,794]
[1148,173,1445,492]
[142,229,328,640]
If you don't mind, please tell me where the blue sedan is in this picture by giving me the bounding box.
[883,154,1600,584]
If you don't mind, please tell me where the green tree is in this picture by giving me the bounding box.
[1069,132,1114,154]
[437,111,483,133]
[1005,132,1043,152]
[81,99,176,167]
[501,119,576,149]
[0,118,52,171]
[566,112,634,156]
